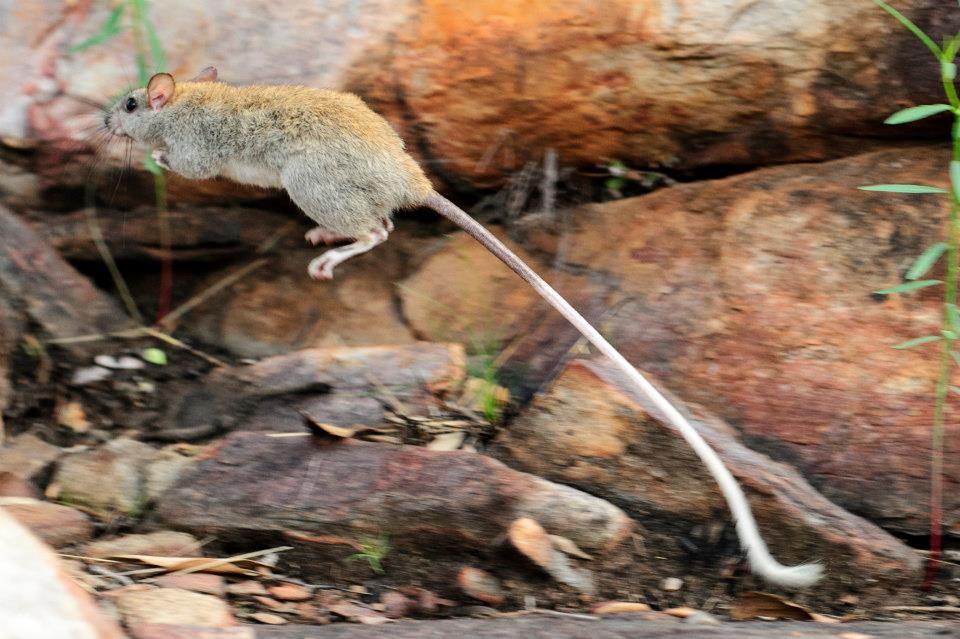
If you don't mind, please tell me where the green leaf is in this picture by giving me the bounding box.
[605,177,625,191]
[141,347,167,366]
[143,152,162,176]
[952,351,960,366]
[893,335,941,349]
[884,104,953,124]
[871,0,942,60]
[946,32,960,62]
[875,279,942,294]
[951,385,960,396]
[68,3,126,53]
[906,242,948,279]
[858,184,947,194]
[943,329,958,340]
[948,303,960,334]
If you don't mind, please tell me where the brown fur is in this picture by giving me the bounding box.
[107,75,432,238]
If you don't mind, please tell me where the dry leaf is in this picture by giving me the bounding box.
[299,412,366,439]
[548,534,593,560]
[282,530,365,551]
[56,401,90,433]
[731,591,838,622]
[507,518,595,595]
[590,601,652,615]
[508,518,554,568]
[110,554,265,576]
[663,606,699,618]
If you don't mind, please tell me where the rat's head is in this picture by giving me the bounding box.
[104,67,218,143]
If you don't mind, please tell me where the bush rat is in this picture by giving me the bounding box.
[105,67,821,588]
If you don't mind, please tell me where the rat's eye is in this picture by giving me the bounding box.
[124,97,138,113]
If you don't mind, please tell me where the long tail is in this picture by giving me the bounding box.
[424,191,822,588]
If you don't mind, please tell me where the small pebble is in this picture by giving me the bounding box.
[71,366,112,385]
[268,584,311,601]
[250,612,287,625]
[95,355,145,370]
[684,610,721,626]
[660,577,683,592]
[457,567,505,606]
[226,580,268,596]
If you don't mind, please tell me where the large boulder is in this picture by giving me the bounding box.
[155,432,633,562]
[494,358,921,593]
[0,508,125,638]
[2,1,958,195]
[403,146,958,537]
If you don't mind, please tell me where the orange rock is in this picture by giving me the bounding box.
[3,500,93,548]
[267,584,312,602]
[456,567,505,606]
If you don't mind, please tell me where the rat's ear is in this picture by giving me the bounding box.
[189,66,218,83]
[147,72,175,110]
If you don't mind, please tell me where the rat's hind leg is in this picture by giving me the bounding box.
[308,227,389,280]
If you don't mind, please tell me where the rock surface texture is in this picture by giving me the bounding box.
[156,433,633,557]
[3,1,959,191]
[412,146,958,537]
[496,358,921,591]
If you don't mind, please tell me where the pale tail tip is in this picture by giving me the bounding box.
[760,562,823,589]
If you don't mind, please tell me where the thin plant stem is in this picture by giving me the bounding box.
[873,0,958,588]
[86,207,144,324]
[923,31,960,590]
[128,0,172,321]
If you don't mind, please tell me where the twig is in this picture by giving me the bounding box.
[882,606,960,614]
[141,328,225,367]
[45,326,225,367]
[256,220,297,253]
[158,258,268,331]
[86,207,143,324]
[88,564,134,586]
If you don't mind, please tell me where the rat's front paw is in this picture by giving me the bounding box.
[151,149,170,170]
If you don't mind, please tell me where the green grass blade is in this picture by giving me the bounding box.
[143,151,162,176]
[948,303,960,334]
[906,242,948,279]
[893,335,941,349]
[871,0,942,59]
[68,3,125,53]
[858,184,947,194]
[875,279,942,294]
[885,104,953,124]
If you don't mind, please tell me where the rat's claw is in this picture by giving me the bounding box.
[305,227,347,246]
[151,149,170,170]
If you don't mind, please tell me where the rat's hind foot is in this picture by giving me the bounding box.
[305,226,350,246]
[308,227,389,280]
